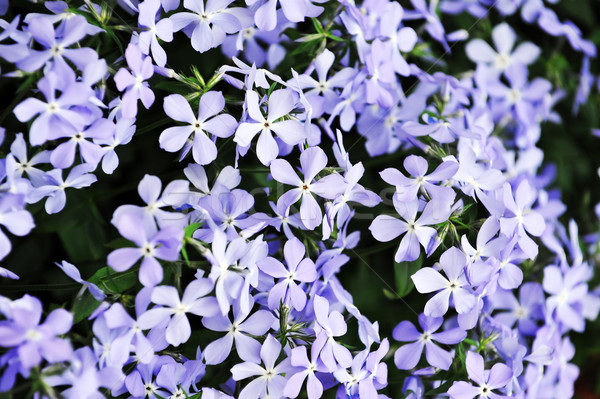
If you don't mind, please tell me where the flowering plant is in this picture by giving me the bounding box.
[1,0,600,398]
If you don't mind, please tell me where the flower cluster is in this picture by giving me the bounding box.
[0,0,599,398]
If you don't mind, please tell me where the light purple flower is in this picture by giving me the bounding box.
[107,213,183,287]
[500,180,545,259]
[283,334,328,399]
[466,22,540,71]
[138,278,219,346]
[44,346,124,398]
[234,89,306,165]
[56,261,105,301]
[404,0,449,51]
[10,133,50,186]
[378,2,418,76]
[270,146,345,230]
[295,49,356,113]
[155,360,205,398]
[369,198,451,262]
[0,193,34,260]
[94,117,136,174]
[447,351,512,399]
[50,118,115,169]
[159,92,237,165]
[204,231,268,315]
[252,0,323,32]
[202,298,275,364]
[112,174,190,231]
[102,302,155,365]
[492,282,545,336]
[13,72,91,146]
[334,339,390,399]
[170,0,245,53]
[380,155,458,201]
[393,313,466,370]
[0,294,73,370]
[313,295,352,371]
[364,40,395,108]
[543,264,589,332]
[231,334,292,399]
[258,237,317,310]
[114,43,155,119]
[30,164,97,214]
[137,0,173,67]
[18,15,97,73]
[411,247,476,317]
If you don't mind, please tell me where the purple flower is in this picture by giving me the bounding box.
[393,313,466,370]
[403,113,473,144]
[114,43,155,119]
[313,295,352,371]
[194,188,266,242]
[369,198,451,262]
[56,261,105,301]
[204,231,268,315]
[252,0,323,32]
[137,0,173,67]
[334,339,390,399]
[30,164,97,214]
[138,278,219,346]
[258,237,317,310]
[378,2,418,76]
[499,180,545,259]
[380,155,458,201]
[543,264,590,332]
[466,22,540,71]
[159,92,237,165]
[155,360,205,398]
[94,117,136,174]
[450,148,505,213]
[0,193,34,260]
[487,64,552,127]
[170,0,246,53]
[404,0,449,51]
[0,294,73,369]
[44,346,124,398]
[231,334,292,399]
[107,213,184,287]
[492,282,545,336]
[112,174,190,230]
[10,133,50,186]
[270,146,346,230]
[102,302,155,365]
[364,40,396,108]
[447,351,512,399]
[411,247,476,317]
[284,334,328,399]
[324,162,381,239]
[202,298,275,364]
[50,118,115,169]
[13,72,92,146]
[234,89,306,165]
[295,49,356,114]
[18,15,97,73]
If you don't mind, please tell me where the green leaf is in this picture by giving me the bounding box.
[382,288,398,300]
[185,222,203,238]
[88,266,139,294]
[311,17,324,34]
[393,255,423,298]
[290,38,322,57]
[71,290,101,324]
